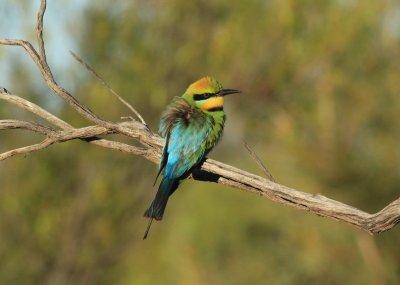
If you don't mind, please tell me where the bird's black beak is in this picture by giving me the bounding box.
[218,89,241,96]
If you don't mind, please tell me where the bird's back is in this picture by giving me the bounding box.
[159,97,225,179]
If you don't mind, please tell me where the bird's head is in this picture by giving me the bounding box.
[183,76,240,112]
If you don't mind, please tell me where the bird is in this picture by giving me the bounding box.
[143,76,240,239]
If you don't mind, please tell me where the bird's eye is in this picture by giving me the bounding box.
[193,93,213,101]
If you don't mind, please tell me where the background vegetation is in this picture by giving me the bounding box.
[1,1,399,284]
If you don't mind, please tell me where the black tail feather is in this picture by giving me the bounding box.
[143,177,179,239]
[143,218,153,239]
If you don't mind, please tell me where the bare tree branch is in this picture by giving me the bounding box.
[0,90,72,129]
[69,51,148,127]
[0,118,155,162]
[0,0,399,235]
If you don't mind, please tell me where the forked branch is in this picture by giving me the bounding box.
[0,0,399,235]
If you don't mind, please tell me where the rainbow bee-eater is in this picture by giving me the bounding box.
[143,76,240,239]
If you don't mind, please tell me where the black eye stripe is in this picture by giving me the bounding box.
[193,93,214,101]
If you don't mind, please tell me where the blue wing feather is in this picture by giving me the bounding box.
[164,119,210,179]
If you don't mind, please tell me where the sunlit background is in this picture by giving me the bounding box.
[1,1,400,284]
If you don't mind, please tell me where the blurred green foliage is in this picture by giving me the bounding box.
[1,0,400,284]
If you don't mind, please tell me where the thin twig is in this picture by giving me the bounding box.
[36,0,47,64]
[69,51,148,127]
[0,119,55,135]
[243,141,276,182]
[0,138,55,160]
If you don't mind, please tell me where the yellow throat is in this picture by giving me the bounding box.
[199,96,224,111]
